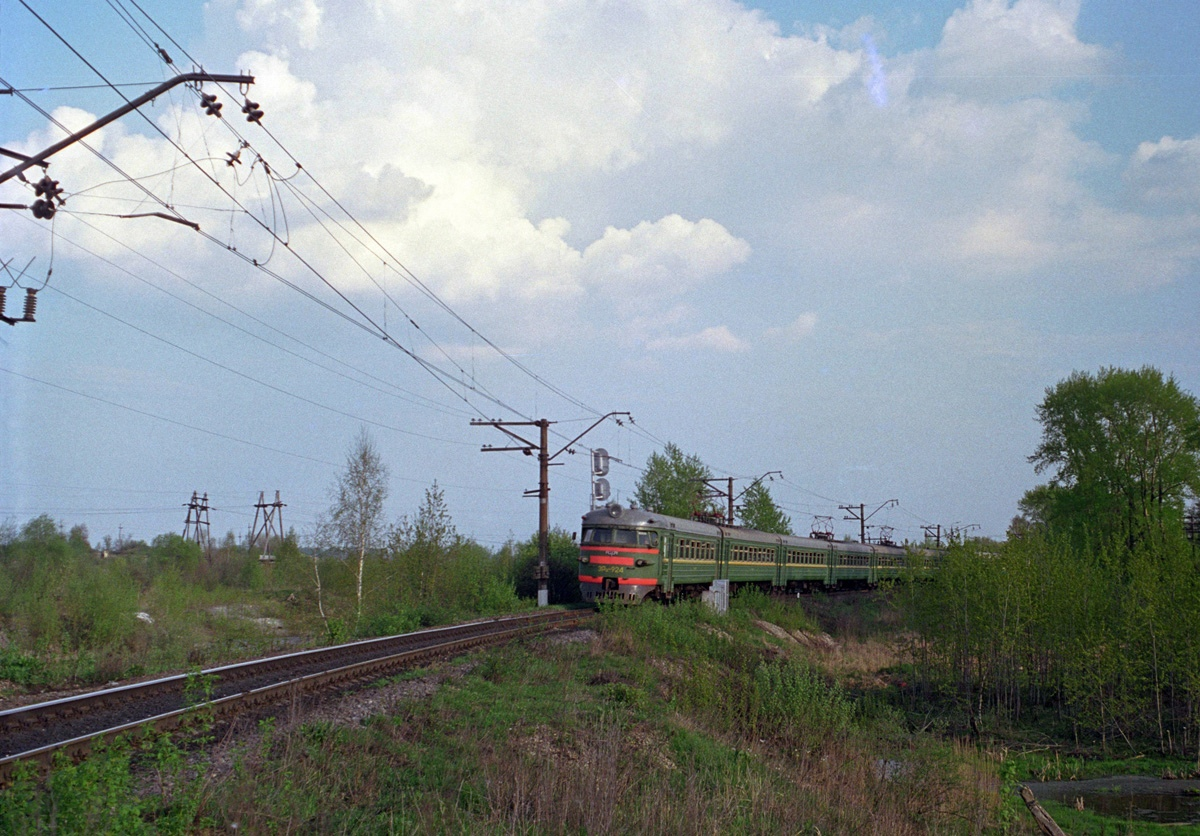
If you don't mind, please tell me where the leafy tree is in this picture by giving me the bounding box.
[20,515,59,546]
[0,517,17,548]
[148,533,202,575]
[634,442,717,519]
[1026,366,1200,551]
[739,482,792,534]
[319,427,389,623]
[507,527,581,604]
[386,482,465,609]
[391,481,459,552]
[67,524,90,552]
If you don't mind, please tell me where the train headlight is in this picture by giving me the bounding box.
[579,555,589,564]
[634,558,649,567]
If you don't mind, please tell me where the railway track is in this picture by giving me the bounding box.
[0,607,593,784]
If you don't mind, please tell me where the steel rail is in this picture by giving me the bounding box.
[0,608,592,785]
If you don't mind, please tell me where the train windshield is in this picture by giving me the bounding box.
[582,527,658,548]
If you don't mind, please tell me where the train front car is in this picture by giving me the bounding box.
[578,505,662,603]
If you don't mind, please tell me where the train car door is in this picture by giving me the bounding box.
[662,531,675,596]
[716,530,728,580]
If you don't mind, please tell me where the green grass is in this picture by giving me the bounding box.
[2,597,1002,833]
[1038,798,1200,835]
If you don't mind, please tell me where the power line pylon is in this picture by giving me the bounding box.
[249,490,285,560]
[182,490,212,555]
[473,412,630,607]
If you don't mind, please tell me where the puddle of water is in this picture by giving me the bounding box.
[1027,776,1200,825]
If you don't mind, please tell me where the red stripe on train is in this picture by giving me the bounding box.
[580,546,658,555]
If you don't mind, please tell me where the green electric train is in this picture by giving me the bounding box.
[578,504,936,603]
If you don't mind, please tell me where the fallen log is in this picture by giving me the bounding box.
[1018,785,1067,836]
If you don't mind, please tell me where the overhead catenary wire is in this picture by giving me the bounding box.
[13,2,636,479]
[31,211,474,418]
[118,0,607,421]
[9,2,702,518]
[2,70,534,423]
[0,365,339,467]
[45,283,475,447]
[7,79,532,425]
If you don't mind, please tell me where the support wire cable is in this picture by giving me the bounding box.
[46,283,476,447]
[122,0,604,420]
[3,70,523,422]
[41,212,473,418]
[0,365,337,467]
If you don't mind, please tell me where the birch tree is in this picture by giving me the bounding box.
[322,427,389,623]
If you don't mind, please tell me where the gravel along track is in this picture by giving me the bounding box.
[0,609,592,768]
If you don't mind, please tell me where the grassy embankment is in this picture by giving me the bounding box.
[0,515,558,696]
[3,590,1004,834]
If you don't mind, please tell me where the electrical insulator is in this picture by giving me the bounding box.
[34,176,63,201]
[242,98,263,123]
[32,199,56,219]
[0,286,6,318]
[200,92,223,117]
[22,288,37,322]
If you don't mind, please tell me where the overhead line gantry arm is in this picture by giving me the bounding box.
[0,71,254,187]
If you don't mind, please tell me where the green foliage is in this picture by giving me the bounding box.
[906,530,1200,754]
[0,727,219,834]
[148,533,202,575]
[730,586,816,633]
[318,427,390,624]
[738,481,793,534]
[1025,366,1200,551]
[753,659,855,737]
[391,481,458,552]
[20,514,61,546]
[917,368,1200,757]
[0,646,45,685]
[633,442,716,519]
[319,427,389,559]
[505,527,582,604]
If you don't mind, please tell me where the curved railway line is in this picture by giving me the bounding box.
[0,608,593,785]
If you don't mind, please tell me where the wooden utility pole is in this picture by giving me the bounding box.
[473,412,629,606]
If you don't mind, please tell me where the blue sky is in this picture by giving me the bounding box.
[2,0,1198,549]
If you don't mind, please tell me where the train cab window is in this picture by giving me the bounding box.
[584,527,655,546]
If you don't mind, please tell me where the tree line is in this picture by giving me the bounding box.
[906,366,1200,754]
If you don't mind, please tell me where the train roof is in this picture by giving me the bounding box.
[581,505,912,554]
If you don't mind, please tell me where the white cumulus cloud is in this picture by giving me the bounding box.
[647,325,748,354]
[1126,136,1200,205]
